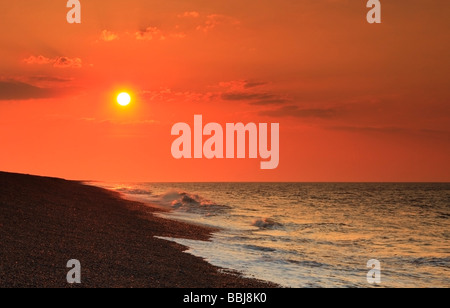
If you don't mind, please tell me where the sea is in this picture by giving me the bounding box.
[92,182,450,288]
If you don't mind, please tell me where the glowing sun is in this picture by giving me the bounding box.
[117,92,131,106]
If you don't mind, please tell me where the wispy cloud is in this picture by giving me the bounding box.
[329,126,406,133]
[135,27,166,41]
[328,125,450,136]
[219,80,267,90]
[219,80,290,106]
[141,80,288,107]
[259,105,337,118]
[23,55,52,65]
[221,92,276,101]
[135,27,186,41]
[178,11,200,18]
[177,11,239,32]
[142,88,217,103]
[196,14,240,33]
[53,57,82,68]
[221,92,289,106]
[28,76,73,83]
[100,30,119,42]
[23,55,82,69]
[97,12,238,43]
[244,81,268,89]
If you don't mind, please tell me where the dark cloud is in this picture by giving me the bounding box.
[219,80,293,106]
[259,105,337,118]
[0,80,55,101]
[222,91,292,106]
[221,92,276,101]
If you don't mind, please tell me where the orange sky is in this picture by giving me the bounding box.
[0,0,449,182]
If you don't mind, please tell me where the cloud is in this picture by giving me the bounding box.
[23,55,52,65]
[221,92,276,101]
[221,91,289,105]
[135,27,186,41]
[196,14,240,33]
[220,80,289,105]
[142,88,217,103]
[177,12,239,32]
[20,75,74,88]
[23,55,82,68]
[0,80,56,101]
[218,80,247,91]
[327,126,450,138]
[219,80,267,91]
[142,80,286,106]
[259,105,337,118]
[100,30,119,42]
[178,11,200,18]
[329,126,405,133]
[28,76,73,83]
[53,57,82,68]
[135,27,166,41]
[102,12,237,42]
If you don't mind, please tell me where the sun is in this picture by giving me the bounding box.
[117,92,131,106]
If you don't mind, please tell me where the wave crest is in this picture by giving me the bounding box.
[157,191,230,214]
[252,218,283,229]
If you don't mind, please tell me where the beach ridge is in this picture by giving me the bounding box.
[0,171,274,288]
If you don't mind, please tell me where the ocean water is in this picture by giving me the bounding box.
[93,182,450,288]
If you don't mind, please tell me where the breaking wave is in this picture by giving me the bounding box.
[155,191,231,214]
[252,218,283,229]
